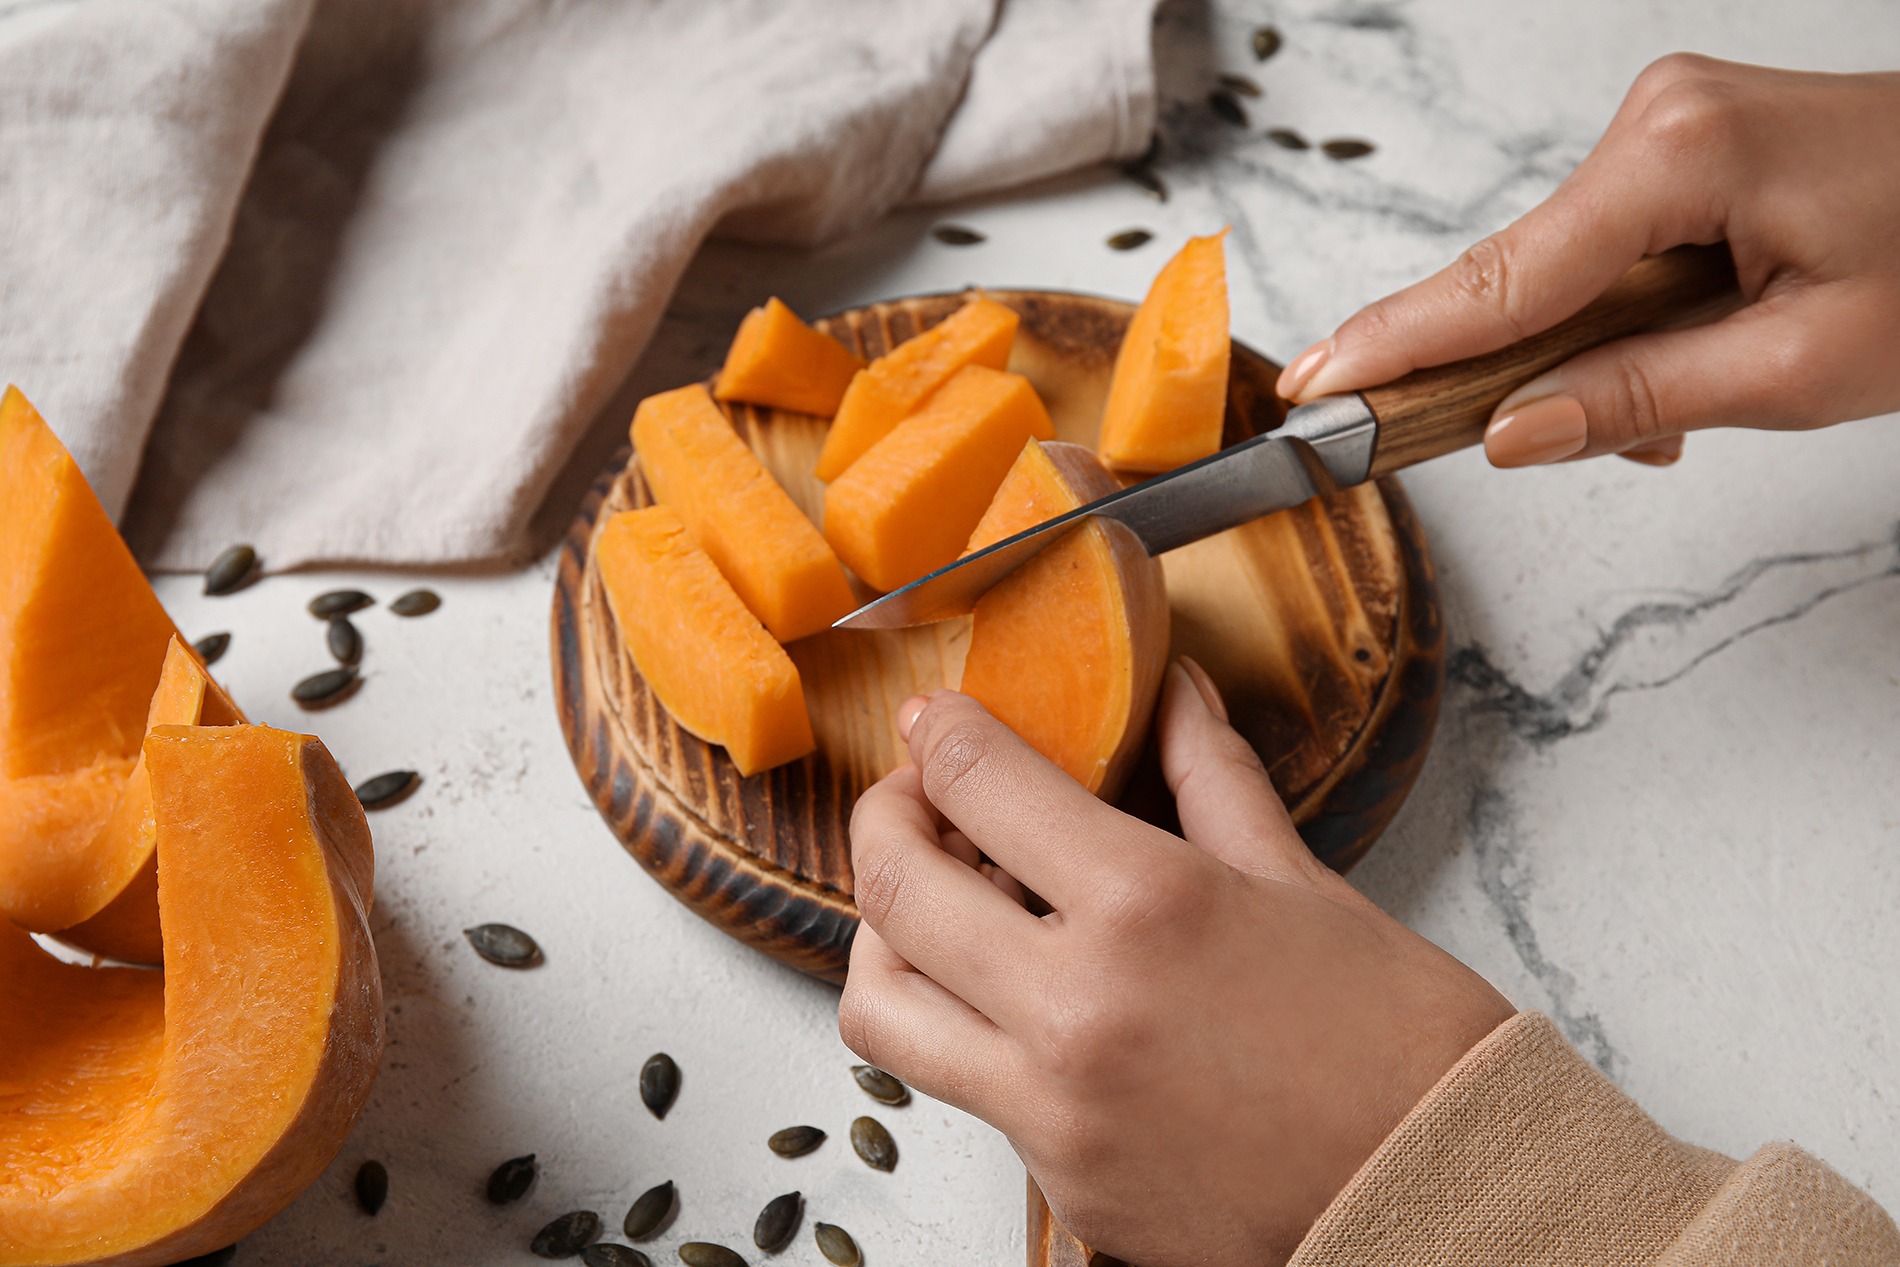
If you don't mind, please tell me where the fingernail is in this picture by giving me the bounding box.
[1619,435,1683,467]
[1485,394,1588,468]
[1176,655,1229,722]
[1276,339,1332,401]
[896,694,928,741]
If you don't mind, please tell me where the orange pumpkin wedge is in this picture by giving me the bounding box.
[958,441,1169,799]
[1096,230,1232,474]
[713,297,866,417]
[632,383,855,643]
[823,365,1055,594]
[813,295,1019,482]
[0,386,184,937]
[0,723,381,1267]
[597,506,816,776]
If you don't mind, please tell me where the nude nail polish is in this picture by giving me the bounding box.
[1485,394,1588,467]
[1276,340,1332,401]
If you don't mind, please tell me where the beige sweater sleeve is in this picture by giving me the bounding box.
[1289,1012,1900,1266]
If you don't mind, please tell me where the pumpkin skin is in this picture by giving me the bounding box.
[0,724,382,1267]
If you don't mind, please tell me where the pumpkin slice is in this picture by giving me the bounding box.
[632,383,855,643]
[713,297,866,417]
[0,386,183,936]
[597,506,816,776]
[823,365,1056,594]
[0,723,381,1267]
[813,295,1019,482]
[958,441,1169,799]
[1096,230,1232,474]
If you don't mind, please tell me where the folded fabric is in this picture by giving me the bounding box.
[0,0,1159,570]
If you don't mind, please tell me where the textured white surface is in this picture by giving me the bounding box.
[139,0,1899,1261]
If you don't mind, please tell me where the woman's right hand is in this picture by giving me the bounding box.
[1275,55,1900,468]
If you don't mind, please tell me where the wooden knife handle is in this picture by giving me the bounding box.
[1362,242,1744,478]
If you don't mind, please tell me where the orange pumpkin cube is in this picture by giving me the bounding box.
[1096,230,1232,474]
[713,297,866,417]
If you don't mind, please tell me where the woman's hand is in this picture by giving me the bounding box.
[837,662,1514,1267]
[1275,55,1900,468]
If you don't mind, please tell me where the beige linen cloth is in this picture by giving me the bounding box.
[0,0,1158,568]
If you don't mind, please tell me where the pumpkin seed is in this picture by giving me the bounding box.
[203,545,257,596]
[191,632,231,666]
[1252,25,1282,59]
[677,1245,747,1267]
[1119,164,1167,202]
[532,1211,602,1259]
[486,1153,537,1203]
[767,1125,825,1158]
[308,589,373,618]
[640,1052,680,1119]
[753,1191,801,1252]
[327,616,362,666]
[850,1065,911,1106]
[464,923,543,968]
[354,769,419,810]
[1105,229,1152,252]
[291,666,357,708]
[623,1179,674,1240]
[813,1223,861,1267]
[931,224,984,246]
[173,1247,237,1267]
[390,588,441,616]
[849,1116,897,1172]
[354,1159,387,1215]
[1218,72,1263,98]
[582,1247,653,1267]
[1321,138,1375,160]
[1208,89,1249,127]
[1267,128,1310,150]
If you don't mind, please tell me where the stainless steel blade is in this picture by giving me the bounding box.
[831,392,1377,630]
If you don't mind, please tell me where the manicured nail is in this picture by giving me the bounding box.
[1618,436,1684,467]
[1176,655,1229,722]
[1276,339,1332,401]
[896,695,928,742]
[1485,394,1588,467]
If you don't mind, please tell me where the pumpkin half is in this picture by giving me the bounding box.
[0,724,382,1267]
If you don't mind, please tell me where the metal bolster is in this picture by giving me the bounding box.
[1273,392,1377,492]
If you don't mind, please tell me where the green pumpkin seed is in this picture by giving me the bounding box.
[931,224,984,246]
[532,1211,602,1259]
[191,632,231,666]
[850,1065,910,1106]
[464,923,543,968]
[327,616,362,666]
[1321,138,1375,160]
[640,1053,679,1119]
[1218,72,1263,98]
[354,770,419,810]
[1252,25,1282,59]
[1105,230,1153,252]
[486,1153,536,1203]
[1120,164,1167,202]
[623,1179,674,1240]
[849,1116,897,1172]
[291,666,357,708]
[1208,89,1249,127]
[354,1159,387,1215]
[1267,128,1310,150]
[677,1244,746,1267]
[753,1191,801,1252]
[308,590,373,618]
[390,588,441,616]
[767,1126,825,1158]
[813,1223,861,1267]
[203,545,257,596]
[582,1247,652,1267]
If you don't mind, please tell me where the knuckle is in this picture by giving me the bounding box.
[1090,852,1204,938]
[919,718,997,806]
[1634,51,1723,96]
[1032,988,1143,1083]
[1616,353,1670,445]
[1444,235,1532,339]
[1638,75,1748,160]
[835,984,876,1059]
[848,831,912,930]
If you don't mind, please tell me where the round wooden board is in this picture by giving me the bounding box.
[551,290,1445,987]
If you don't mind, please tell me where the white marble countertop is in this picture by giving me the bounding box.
[144,1,1898,1262]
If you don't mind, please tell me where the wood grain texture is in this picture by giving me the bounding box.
[1363,242,1743,477]
[550,289,1446,989]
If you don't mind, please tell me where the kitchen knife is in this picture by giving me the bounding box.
[834,242,1742,631]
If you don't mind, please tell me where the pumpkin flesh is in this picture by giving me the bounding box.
[1096,231,1231,474]
[713,297,866,417]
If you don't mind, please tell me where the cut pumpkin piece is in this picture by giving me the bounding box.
[0,723,381,1267]
[823,365,1056,594]
[597,506,815,777]
[632,383,855,643]
[813,295,1019,482]
[1096,230,1232,474]
[958,441,1169,799]
[713,297,866,417]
